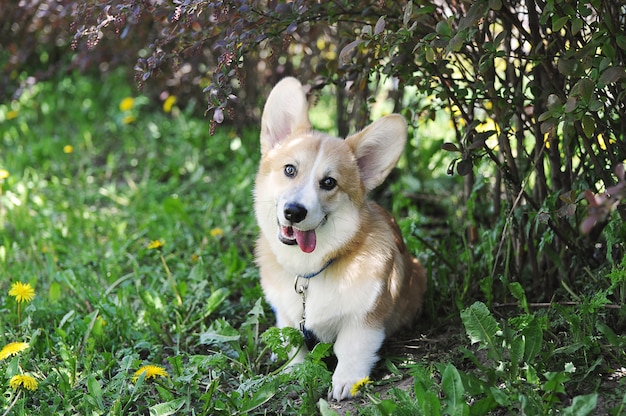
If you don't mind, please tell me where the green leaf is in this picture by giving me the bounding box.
[376,399,399,415]
[458,2,488,31]
[598,66,626,85]
[318,399,339,416]
[199,319,240,345]
[581,115,595,137]
[489,386,511,406]
[49,281,61,302]
[572,78,594,102]
[425,47,436,63]
[87,375,104,410]
[149,398,186,416]
[522,318,543,364]
[457,158,473,176]
[403,1,413,27]
[339,39,363,65]
[461,302,502,361]
[552,16,569,32]
[508,282,528,313]
[441,142,460,152]
[596,322,625,346]
[374,16,385,35]
[163,196,190,223]
[436,20,451,38]
[562,393,598,416]
[449,35,464,52]
[442,364,466,416]
[571,17,583,35]
[415,379,442,416]
[239,384,277,413]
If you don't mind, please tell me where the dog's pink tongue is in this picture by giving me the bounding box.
[294,229,316,253]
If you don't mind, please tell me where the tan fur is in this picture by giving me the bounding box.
[254,77,427,401]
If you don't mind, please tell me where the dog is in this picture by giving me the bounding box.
[254,77,427,401]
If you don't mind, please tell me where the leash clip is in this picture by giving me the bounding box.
[294,275,309,332]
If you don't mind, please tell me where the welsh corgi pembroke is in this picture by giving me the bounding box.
[254,77,427,401]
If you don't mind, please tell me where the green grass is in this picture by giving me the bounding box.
[1,71,625,415]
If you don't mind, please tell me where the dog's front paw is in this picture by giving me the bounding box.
[328,371,367,401]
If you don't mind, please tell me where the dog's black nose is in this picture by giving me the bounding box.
[284,202,307,223]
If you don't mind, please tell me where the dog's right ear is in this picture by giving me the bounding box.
[260,77,311,154]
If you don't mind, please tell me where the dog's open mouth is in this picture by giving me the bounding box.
[279,226,317,253]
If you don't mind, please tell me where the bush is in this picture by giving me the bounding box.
[3,0,625,307]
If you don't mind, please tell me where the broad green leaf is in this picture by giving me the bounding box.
[199,319,240,345]
[318,399,339,416]
[239,384,277,413]
[442,364,466,416]
[598,66,626,85]
[162,196,190,223]
[571,17,583,35]
[490,386,510,406]
[581,115,595,137]
[522,318,543,364]
[552,16,569,32]
[572,78,594,102]
[458,1,488,31]
[436,20,451,37]
[457,158,473,176]
[441,142,460,152]
[49,281,61,302]
[403,1,413,27]
[425,47,436,63]
[562,393,598,416]
[375,399,398,415]
[149,398,186,416]
[374,16,385,35]
[415,379,441,416]
[596,322,625,346]
[204,288,230,318]
[339,40,363,65]
[508,282,528,313]
[87,375,104,410]
[461,302,502,361]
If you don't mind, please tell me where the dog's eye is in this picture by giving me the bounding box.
[284,164,297,178]
[320,177,337,190]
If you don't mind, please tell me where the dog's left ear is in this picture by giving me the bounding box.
[260,77,312,154]
[346,114,407,192]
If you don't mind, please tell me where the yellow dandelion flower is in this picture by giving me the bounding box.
[7,110,19,120]
[9,282,35,303]
[163,95,177,113]
[350,376,372,397]
[10,374,38,391]
[0,169,9,180]
[63,145,74,154]
[0,342,30,360]
[122,115,136,124]
[119,97,135,112]
[132,364,168,382]
[147,240,164,250]
[210,228,224,238]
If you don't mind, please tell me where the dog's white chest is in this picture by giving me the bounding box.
[301,275,382,343]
